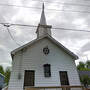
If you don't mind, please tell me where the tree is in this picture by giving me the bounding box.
[0,65,4,75]
[86,61,90,69]
[77,62,85,70]
[0,65,11,85]
[0,65,11,86]
[77,61,90,87]
[77,61,90,71]
[80,75,90,88]
[4,67,11,85]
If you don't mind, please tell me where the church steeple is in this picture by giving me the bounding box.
[40,3,47,25]
[36,3,52,38]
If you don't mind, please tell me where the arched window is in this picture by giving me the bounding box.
[43,64,51,77]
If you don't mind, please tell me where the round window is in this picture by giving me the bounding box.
[43,47,50,55]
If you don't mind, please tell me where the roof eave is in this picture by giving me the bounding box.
[11,35,79,60]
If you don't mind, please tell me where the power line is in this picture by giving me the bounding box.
[0,3,90,13]
[2,24,21,46]
[7,27,21,46]
[0,3,41,9]
[12,0,90,8]
[0,23,90,33]
[31,0,90,8]
[0,23,37,27]
[52,27,90,32]
[0,23,90,47]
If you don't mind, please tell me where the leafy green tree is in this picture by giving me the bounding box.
[77,62,85,70]
[80,75,90,88]
[4,67,11,85]
[77,61,90,86]
[0,65,11,86]
[86,61,90,68]
[0,65,4,75]
[77,61,90,71]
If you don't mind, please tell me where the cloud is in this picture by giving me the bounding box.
[80,42,90,52]
[0,0,90,68]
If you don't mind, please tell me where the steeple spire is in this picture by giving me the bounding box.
[36,3,52,38]
[40,3,47,25]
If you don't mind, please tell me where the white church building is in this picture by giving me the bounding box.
[8,3,81,90]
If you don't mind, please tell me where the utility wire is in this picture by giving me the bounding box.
[0,23,37,27]
[2,24,21,46]
[0,3,41,9]
[0,23,90,47]
[0,3,90,13]
[31,0,90,8]
[52,27,90,32]
[0,23,90,33]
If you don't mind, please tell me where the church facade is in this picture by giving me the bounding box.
[8,4,81,90]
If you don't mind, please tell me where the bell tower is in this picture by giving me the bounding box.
[36,3,52,38]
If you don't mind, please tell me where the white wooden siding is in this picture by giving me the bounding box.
[8,38,81,90]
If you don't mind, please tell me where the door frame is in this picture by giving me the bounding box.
[59,71,70,86]
[24,70,35,87]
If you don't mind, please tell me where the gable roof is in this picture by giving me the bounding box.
[11,35,79,60]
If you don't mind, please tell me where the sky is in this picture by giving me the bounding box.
[0,0,90,69]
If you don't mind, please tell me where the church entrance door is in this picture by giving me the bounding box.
[24,70,35,87]
[59,71,70,90]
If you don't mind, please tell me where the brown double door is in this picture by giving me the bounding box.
[24,70,35,87]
